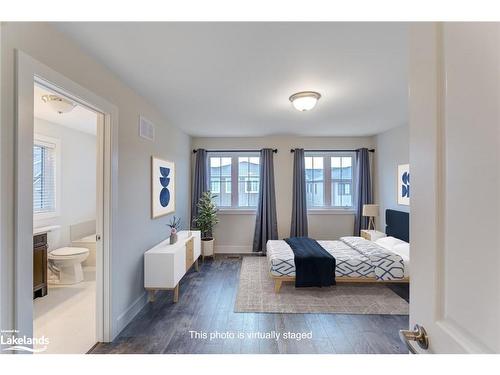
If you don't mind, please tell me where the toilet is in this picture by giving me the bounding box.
[48,247,89,284]
[72,234,97,267]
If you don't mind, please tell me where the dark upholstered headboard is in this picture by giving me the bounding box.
[385,209,409,242]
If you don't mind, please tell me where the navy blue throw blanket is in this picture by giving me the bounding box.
[284,237,336,287]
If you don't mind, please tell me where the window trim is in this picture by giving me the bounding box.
[305,151,357,211]
[33,133,61,221]
[208,151,260,210]
[217,208,258,215]
[307,208,356,215]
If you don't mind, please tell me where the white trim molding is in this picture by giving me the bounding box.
[14,50,118,343]
[114,292,148,340]
[218,209,257,215]
[307,209,356,215]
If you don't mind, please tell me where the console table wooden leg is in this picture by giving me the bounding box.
[173,284,179,303]
[195,258,199,272]
[148,289,156,302]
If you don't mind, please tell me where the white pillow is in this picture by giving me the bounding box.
[375,236,406,251]
[392,242,410,259]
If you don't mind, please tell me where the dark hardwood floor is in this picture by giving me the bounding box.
[91,257,409,354]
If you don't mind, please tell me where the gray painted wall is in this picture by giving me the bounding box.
[192,135,375,253]
[1,23,191,338]
[34,118,97,250]
[374,125,410,230]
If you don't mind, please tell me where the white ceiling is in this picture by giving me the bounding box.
[54,22,408,137]
[34,84,97,135]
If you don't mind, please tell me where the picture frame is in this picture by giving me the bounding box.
[397,163,410,206]
[151,156,175,218]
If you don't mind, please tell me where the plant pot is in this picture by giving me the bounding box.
[169,232,178,245]
[201,238,214,257]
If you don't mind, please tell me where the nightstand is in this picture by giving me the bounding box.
[360,230,386,241]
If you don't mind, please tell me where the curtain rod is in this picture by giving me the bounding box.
[193,149,278,154]
[290,148,375,153]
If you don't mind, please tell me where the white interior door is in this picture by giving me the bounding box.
[409,22,500,353]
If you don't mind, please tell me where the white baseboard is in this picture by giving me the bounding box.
[112,291,148,340]
[215,245,253,254]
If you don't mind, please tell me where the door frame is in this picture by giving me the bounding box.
[15,50,118,343]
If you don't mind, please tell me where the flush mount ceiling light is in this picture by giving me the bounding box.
[289,91,321,112]
[41,94,76,114]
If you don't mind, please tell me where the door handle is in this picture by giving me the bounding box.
[399,324,429,354]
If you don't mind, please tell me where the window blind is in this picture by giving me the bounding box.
[33,140,56,214]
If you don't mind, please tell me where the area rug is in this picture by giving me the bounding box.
[234,256,409,315]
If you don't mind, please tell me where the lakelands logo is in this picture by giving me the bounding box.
[1,330,49,353]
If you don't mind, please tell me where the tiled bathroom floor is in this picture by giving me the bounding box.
[33,267,96,354]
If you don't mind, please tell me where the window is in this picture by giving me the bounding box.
[209,156,232,206]
[331,155,354,208]
[208,153,260,209]
[243,177,259,194]
[210,177,221,194]
[238,156,260,206]
[305,156,324,207]
[305,152,355,210]
[209,178,232,195]
[33,135,59,217]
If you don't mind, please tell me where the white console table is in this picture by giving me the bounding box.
[144,230,201,303]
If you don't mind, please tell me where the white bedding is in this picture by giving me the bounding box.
[374,236,407,251]
[267,236,408,280]
[375,237,410,277]
[391,243,410,277]
[267,240,375,278]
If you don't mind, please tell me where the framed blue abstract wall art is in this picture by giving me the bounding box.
[397,163,410,206]
[151,156,175,218]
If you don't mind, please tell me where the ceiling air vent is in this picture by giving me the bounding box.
[139,116,155,141]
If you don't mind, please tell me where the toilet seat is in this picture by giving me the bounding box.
[49,247,89,258]
[48,247,89,285]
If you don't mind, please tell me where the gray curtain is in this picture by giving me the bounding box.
[353,148,373,235]
[253,149,278,253]
[290,148,308,237]
[191,149,209,228]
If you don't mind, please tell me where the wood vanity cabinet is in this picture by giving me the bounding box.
[33,233,48,299]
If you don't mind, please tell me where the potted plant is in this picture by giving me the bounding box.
[167,216,181,244]
[193,191,219,258]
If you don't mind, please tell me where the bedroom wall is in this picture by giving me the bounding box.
[0,22,191,338]
[192,135,375,253]
[374,124,409,230]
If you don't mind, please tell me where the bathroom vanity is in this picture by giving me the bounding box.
[33,225,60,299]
[33,232,48,299]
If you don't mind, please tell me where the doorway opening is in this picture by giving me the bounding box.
[15,51,116,352]
[32,80,100,353]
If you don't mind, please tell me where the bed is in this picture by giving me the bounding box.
[267,209,410,293]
